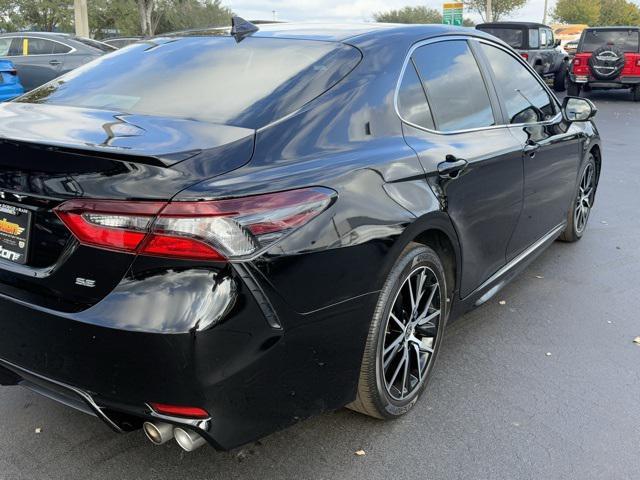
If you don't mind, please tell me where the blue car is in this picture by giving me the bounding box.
[0,60,24,101]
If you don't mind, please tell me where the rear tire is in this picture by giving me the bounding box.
[553,63,567,92]
[348,243,448,419]
[567,81,581,97]
[632,86,640,102]
[559,154,597,242]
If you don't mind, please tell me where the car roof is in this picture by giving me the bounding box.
[583,26,640,30]
[477,22,549,29]
[164,22,481,43]
[0,31,71,38]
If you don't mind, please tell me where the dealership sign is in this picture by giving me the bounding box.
[443,2,464,26]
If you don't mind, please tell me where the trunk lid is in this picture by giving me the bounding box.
[0,103,255,311]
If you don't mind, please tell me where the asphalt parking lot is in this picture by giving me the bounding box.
[0,90,638,480]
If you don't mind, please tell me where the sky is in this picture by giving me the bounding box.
[222,0,557,24]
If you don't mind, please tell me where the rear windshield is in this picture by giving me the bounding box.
[74,37,117,52]
[581,29,639,52]
[478,27,524,48]
[18,36,361,129]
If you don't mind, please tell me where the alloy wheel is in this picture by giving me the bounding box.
[575,163,595,234]
[382,266,441,401]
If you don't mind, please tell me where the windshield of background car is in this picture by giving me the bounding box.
[17,36,362,129]
[479,28,524,48]
[582,29,640,52]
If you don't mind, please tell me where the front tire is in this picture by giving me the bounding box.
[559,154,597,242]
[348,243,447,419]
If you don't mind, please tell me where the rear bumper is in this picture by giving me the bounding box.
[569,73,640,87]
[0,266,375,449]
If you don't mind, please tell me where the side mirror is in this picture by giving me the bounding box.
[562,97,597,122]
[554,39,561,48]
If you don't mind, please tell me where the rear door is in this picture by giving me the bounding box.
[399,38,525,297]
[8,37,68,91]
[476,40,583,259]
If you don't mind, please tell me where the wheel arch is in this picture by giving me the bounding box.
[383,212,462,306]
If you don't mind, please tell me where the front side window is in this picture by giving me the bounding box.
[411,41,495,132]
[397,61,434,130]
[0,38,11,56]
[481,43,557,124]
[529,29,540,49]
[540,29,548,48]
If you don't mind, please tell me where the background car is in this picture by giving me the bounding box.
[102,36,143,49]
[565,39,579,57]
[0,32,115,91]
[0,59,24,101]
[477,21,569,91]
[569,26,640,101]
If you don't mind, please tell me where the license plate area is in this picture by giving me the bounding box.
[0,202,31,265]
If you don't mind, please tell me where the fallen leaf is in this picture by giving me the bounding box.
[499,300,506,305]
[35,428,42,434]
[355,449,366,456]
[633,337,640,345]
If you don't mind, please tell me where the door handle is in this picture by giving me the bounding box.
[524,142,541,157]
[438,155,468,179]
[49,60,62,66]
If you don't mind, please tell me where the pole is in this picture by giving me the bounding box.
[74,0,89,37]
[485,0,492,22]
[542,0,548,24]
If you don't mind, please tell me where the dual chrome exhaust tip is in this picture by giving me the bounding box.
[143,421,206,451]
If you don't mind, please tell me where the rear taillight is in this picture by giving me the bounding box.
[520,53,529,60]
[55,188,335,261]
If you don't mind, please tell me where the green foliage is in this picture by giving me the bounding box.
[553,0,640,26]
[374,6,443,23]
[89,0,140,37]
[154,0,232,34]
[373,5,474,26]
[0,0,74,32]
[463,0,528,21]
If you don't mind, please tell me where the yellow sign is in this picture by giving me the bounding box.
[0,218,25,236]
[443,2,464,8]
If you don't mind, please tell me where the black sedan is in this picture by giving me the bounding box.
[0,20,600,452]
[0,32,114,91]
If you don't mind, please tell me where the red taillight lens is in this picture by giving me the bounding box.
[149,402,209,419]
[55,188,335,261]
[520,53,528,60]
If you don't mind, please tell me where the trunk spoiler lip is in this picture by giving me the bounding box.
[0,103,256,168]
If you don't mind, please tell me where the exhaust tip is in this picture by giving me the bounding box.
[174,427,207,452]
[143,421,174,445]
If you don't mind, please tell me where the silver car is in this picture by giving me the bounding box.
[0,32,115,91]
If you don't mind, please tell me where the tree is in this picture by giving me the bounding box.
[89,0,140,38]
[155,0,232,34]
[464,0,528,21]
[552,0,600,24]
[138,0,154,35]
[0,0,74,32]
[374,6,443,23]
[373,5,474,25]
[552,0,640,26]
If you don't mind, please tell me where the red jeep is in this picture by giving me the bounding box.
[568,26,640,101]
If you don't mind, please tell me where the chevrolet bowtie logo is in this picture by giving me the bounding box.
[0,218,25,236]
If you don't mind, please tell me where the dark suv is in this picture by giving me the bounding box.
[0,21,600,452]
[568,27,640,101]
[477,22,569,91]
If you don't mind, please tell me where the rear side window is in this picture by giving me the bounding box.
[397,62,434,130]
[0,38,11,56]
[540,29,548,47]
[412,41,495,132]
[581,29,639,53]
[52,42,72,54]
[25,38,57,55]
[18,37,361,129]
[480,43,557,124]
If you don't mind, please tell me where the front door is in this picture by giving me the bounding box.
[476,40,583,259]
